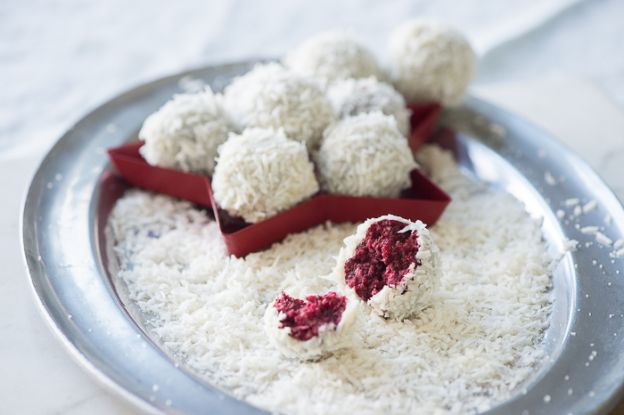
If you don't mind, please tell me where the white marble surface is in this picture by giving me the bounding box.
[2,0,624,413]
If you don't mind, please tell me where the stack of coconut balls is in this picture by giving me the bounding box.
[138,20,475,224]
[264,214,441,360]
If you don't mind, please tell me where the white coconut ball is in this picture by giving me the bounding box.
[223,63,333,149]
[264,291,357,361]
[315,112,417,197]
[327,77,411,136]
[389,20,476,106]
[139,88,231,174]
[334,214,440,320]
[284,32,383,85]
[212,127,319,223]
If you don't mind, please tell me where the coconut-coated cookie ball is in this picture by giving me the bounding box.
[389,20,476,106]
[211,128,319,223]
[334,215,440,320]
[139,88,231,174]
[327,77,410,136]
[314,112,417,198]
[264,291,356,361]
[284,32,383,86]
[223,63,333,149]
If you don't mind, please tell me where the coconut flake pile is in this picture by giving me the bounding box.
[109,144,552,415]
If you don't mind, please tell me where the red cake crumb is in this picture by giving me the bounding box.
[274,292,347,341]
[344,219,421,301]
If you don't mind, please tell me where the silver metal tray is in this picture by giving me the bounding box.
[21,61,624,415]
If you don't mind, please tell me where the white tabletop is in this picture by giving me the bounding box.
[3,1,624,413]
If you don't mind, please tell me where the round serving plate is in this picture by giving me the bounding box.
[21,60,624,415]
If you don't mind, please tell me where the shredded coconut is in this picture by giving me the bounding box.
[388,20,475,106]
[544,171,557,186]
[580,226,600,235]
[284,32,382,86]
[582,200,598,213]
[563,239,579,252]
[334,215,440,320]
[612,248,624,258]
[178,75,206,93]
[138,88,231,174]
[223,63,333,149]
[314,112,417,197]
[564,198,580,207]
[212,128,318,223]
[326,77,410,136]
[595,232,613,246]
[109,144,552,415]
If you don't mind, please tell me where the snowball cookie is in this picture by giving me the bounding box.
[327,77,410,136]
[264,291,356,361]
[223,63,333,149]
[284,32,382,85]
[389,20,476,106]
[211,128,319,223]
[139,88,231,174]
[315,112,417,197]
[334,215,440,320]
